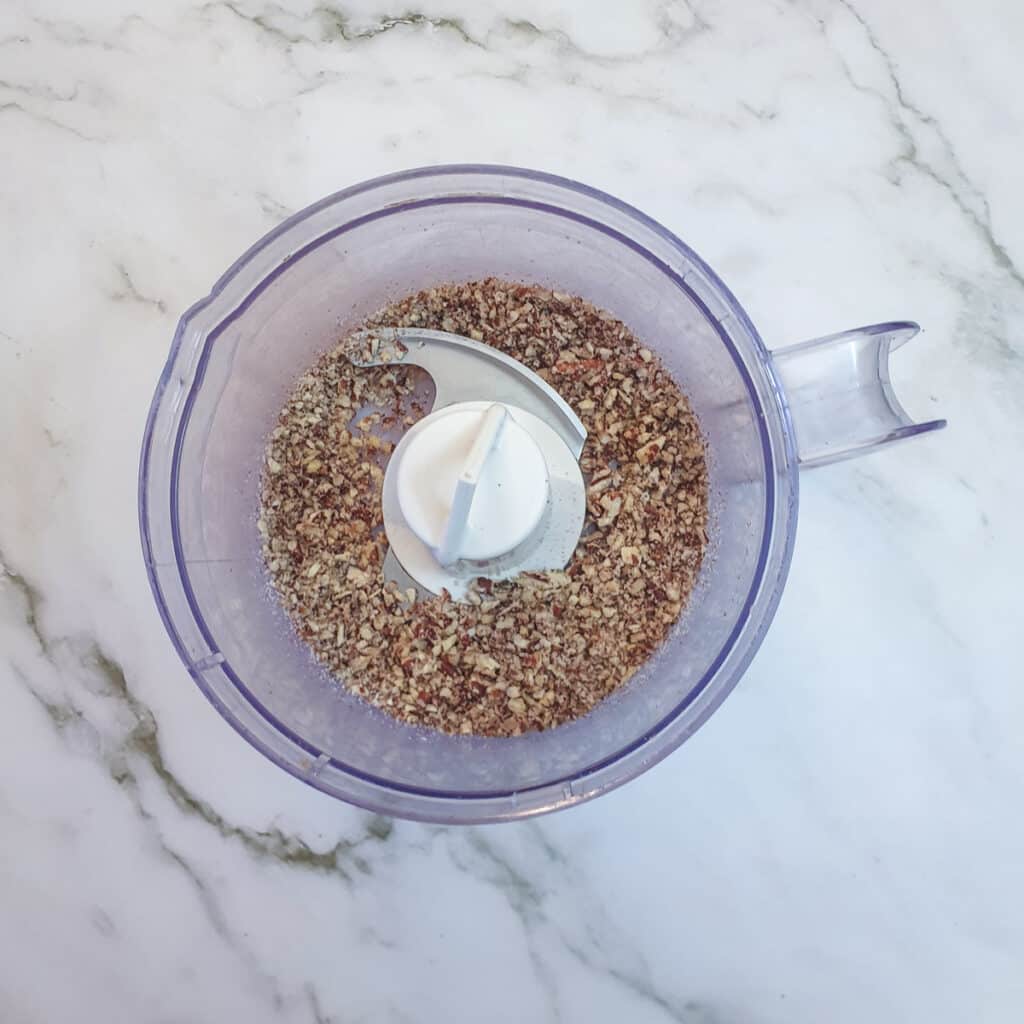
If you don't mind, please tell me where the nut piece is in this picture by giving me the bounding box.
[635,437,665,464]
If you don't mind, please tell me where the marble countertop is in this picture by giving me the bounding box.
[2,1,1022,1021]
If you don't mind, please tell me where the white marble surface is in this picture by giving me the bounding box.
[2,0,1022,1020]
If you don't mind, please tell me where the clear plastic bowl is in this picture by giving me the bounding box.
[140,165,943,822]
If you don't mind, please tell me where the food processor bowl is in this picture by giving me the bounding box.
[139,165,944,822]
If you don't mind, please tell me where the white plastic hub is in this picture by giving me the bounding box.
[382,401,586,598]
[396,403,549,565]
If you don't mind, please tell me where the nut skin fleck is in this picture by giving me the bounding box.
[261,279,709,737]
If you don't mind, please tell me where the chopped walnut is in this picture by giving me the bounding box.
[260,279,708,737]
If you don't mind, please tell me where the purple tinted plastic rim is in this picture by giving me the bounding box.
[139,164,799,815]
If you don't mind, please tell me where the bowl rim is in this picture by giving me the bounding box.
[140,164,799,822]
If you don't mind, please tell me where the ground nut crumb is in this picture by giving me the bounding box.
[261,279,709,737]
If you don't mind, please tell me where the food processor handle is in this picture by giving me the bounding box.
[769,321,946,469]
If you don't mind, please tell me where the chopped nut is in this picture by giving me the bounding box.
[597,494,623,527]
[476,654,500,675]
[635,436,665,464]
[620,546,641,566]
[260,278,708,738]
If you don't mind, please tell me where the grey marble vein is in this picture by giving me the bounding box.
[110,262,168,314]
[2,561,393,879]
[827,0,1023,291]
